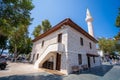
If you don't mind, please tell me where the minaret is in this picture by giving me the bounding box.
[85,8,94,37]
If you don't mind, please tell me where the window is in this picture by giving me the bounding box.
[36,54,39,60]
[33,54,35,61]
[41,40,44,47]
[78,54,82,65]
[93,57,95,63]
[80,37,83,46]
[89,42,92,49]
[58,33,62,43]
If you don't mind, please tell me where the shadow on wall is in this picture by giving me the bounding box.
[0,72,63,80]
[81,64,113,76]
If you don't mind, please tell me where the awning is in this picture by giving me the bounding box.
[87,53,99,57]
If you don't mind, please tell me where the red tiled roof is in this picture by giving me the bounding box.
[32,18,98,43]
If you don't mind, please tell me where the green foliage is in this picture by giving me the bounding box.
[114,35,120,52]
[0,0,34,57]
[115,32,120,39]
[115,8,120,53]
[116,16,120,28]
[9,25,32,57]
[115,9,120,41]
[98,38,116,55]
[41,20,51,32]
[115,8,120,28]
[32,19,52,38]
[0,34,8,55]
[0,0,34,38]
[0,0,34,28]
[32,25,41,38]
[115,43,120,52]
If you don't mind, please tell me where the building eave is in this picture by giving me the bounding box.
[32,18,98,43]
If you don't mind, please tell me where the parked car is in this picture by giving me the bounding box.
[16,56,25,62]
[0,56,7,70]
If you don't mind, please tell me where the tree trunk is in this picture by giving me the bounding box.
[0,47,4,56]
[13,44,17,62]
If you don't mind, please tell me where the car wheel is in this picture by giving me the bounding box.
[1,65,6,70]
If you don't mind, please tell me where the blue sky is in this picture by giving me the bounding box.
[29,0,120,39]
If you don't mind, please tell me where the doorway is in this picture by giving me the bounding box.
[87,56,91,68]
[42,60,54,70]
[56,53,61,70]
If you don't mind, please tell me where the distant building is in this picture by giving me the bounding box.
[30,9,101,75]
[97,49,104,57]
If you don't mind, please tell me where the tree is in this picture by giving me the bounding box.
[114,35,120,53]
[0,34,8,56]
[32,25,42,38]
[0,7,11,55]
[32,19,52,38]
[98,38,115,55]
[0,0,34,28]
[9,25,26,58]
[115,8,120,29]
[115,8,120,53]
[114,41,120,53]
[0,0,34,38]
[115,8,120,40]
[41,19,51,33]
[9,25,32,60]
[0,0,34,58]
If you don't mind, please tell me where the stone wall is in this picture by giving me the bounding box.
[67,26,100,73]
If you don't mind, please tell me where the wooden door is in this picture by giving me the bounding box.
[56,53,61,70]
[87,56,91,68]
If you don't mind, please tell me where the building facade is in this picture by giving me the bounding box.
[30,18,100,75]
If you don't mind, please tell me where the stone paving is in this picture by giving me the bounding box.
[0,62,120,80]
[66,64,120,80]
[0,62,44,77]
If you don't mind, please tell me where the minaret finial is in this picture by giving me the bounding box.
[86,8,91,17]
[86,8,93,22]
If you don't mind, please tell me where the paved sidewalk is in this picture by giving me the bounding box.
[64,63,120,80]
[0,62,120,80]
[0,62,43,77]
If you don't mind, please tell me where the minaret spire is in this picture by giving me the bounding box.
[85,8,94,37]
